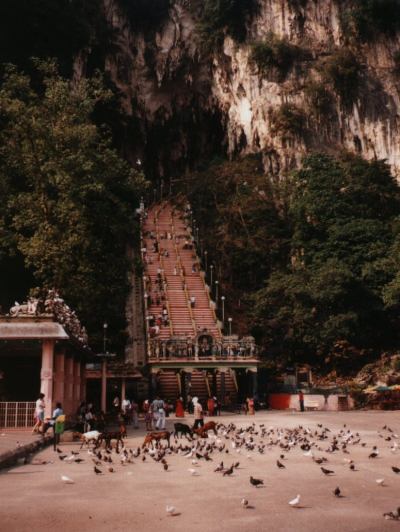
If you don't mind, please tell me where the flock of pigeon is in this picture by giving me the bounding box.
[54,420,400,522]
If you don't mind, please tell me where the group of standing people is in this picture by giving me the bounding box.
[32,393,65,450]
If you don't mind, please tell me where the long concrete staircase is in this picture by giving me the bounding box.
[142,203,221,341]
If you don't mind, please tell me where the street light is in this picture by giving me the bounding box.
[215,280,219,307]
[103,322,108,354]
[221,296,225,324]
[228,317,232,336]
[210,264,214,287]
[204,250,208,273]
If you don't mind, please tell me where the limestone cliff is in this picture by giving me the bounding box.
[85,0,400,178]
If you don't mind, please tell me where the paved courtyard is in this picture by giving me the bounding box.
[1,410,400,532]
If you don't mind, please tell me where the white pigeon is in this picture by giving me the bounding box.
[241,498,249,508]
[376,478,385,486]
[303,450,313,458]
[64,455,75,462]
[191,459,198,466]
[166,505,176,516]
[188,468,198,476]
[289,494,301,507]
[61,475,74,484]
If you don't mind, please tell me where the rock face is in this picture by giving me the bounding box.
[89,0,400,177]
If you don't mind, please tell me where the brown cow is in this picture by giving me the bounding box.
[142,430,171,448]
[193,421,218,438]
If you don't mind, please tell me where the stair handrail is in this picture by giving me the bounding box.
[155,217,174,338]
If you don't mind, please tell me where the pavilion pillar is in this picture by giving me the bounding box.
[80,361,86,403]
[121,378,126,402]
[40,339,55,417]
[53,349,66,409]
[73,359,81,414]
[101,359,107,413]
[249,368,258,399]
[64,356,74,416]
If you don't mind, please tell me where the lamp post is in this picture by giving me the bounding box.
[228,317,232,336]
[196,226,199,243]
[210,264,214,287]
[160,180,164,200]
[101,322,108,412]
[215,280,219,308]
[221,296,225,325]
[103,322,108,354]
[204,250,208,273]
[153,188,157,204]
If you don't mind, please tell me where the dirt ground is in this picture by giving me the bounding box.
[1,411,400,532]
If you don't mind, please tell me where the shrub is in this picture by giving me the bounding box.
[250,33,301,81]
[270,103,306,137]
[341,0,400,41]
[304,81,334,118]
[196,0,258,52]
[320,48,361,106]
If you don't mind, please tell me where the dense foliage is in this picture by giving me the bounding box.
[195,0,258,52]
[186,154,400,371]
[270,103,306,138]
[0,61,147,350]
[250,34,301,81]
[319,48,361,106]
[342,0,400,41]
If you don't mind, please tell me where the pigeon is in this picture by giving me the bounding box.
[241,498,249,508]
[108,467,114,473]
[56,448,63,453]
[223,465,234,476]
[188,468,198,476]
[321,467,334,475]
[58,455,67,461]
[376,478,385,486]
[333,487,341,497]
[61,475,74,484]
[289,494,301,507]
[74,458,84,463]
[391,466,400,474]
[383,507,400,520]
[277,460,285,469]
[94,466,102,475]
[250,476,263,487]
[166,505,177,516]
[163,463,168,471]
[369,452,379,459]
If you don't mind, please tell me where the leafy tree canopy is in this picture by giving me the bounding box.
[249,153,400,369]
[0,60,147,351]
[186,153,400,372]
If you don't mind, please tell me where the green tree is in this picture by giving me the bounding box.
[0,61,147,350]
[250,154,400,369]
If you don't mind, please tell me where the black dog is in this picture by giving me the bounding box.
[174,422,193,439]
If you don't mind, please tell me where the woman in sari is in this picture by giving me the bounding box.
[175,396,185,417]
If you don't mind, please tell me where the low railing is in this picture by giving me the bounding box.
[0,402,36,428]
[148,352,259,362]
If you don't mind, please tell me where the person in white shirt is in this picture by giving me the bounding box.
[32,393,45,434]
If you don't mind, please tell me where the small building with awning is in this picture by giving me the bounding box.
[0,315,90,420]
